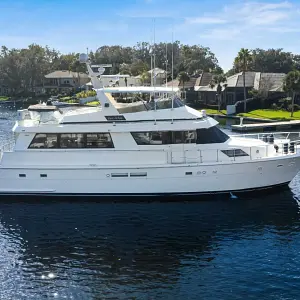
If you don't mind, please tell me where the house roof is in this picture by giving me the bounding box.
[45,70,89,79]
[148,68,165,75]
[194,71,286,92]
[165,78,197,89]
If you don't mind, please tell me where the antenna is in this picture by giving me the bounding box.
[165,41,168,88]
[171,21,174,111]
[149,21,153,88]
[153,18,156,88]
[152,18,157,122]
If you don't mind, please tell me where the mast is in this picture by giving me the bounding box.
[165,42,168,88]
[153,18,156,88]
[171,22,174,110]
[153,18,157,120]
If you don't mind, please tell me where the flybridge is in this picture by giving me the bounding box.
[77,52,182,117]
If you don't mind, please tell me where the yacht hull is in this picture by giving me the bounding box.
[0,155,299,197]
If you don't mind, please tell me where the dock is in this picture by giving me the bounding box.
[232,120,300,132]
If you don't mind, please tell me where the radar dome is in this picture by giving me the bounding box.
[79,53,89,63]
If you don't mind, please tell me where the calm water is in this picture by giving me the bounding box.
[1,106,300,299]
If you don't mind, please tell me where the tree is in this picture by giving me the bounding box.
[178,71,190,91]
[283,70,300,117]
[140,71,150,85]
[235,48,252,112]
[231,48,300,74]
[209,74,227,111]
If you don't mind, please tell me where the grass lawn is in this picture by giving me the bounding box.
[198,109,227,115]
[0,96,9,101]
[238,109,300,121]
[86,101,100,106]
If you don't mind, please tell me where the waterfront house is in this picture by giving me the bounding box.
[44,70,90,94]
[195,72,286,106]
[148,68,166,86]
[166,73,212,102]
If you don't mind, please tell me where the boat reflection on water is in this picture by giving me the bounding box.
[0,182,299,299]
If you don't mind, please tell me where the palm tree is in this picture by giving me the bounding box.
[209,74,227,111]
[235,48,252,112]
[283,70,300,117]
[178,71,190,91]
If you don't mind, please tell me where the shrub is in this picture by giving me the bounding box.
[76,90,96,99]
[287,104,300,112]
[271,103,279,110]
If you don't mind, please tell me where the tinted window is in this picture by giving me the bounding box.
[29,133,58,148]
[131,131,196,145]
[196,127,229,144]
[221,149,249,157]
[60,133,84,148]
[86,133,114,148]
[29,133,114,149]
[131,132,151,145]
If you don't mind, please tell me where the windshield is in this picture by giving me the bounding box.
[145,97,185,110]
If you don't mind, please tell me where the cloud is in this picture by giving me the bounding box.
[267,26,300,33]
[177,1,299,41]
[199,28,241,40]
[247,11,288,25]
[186,17,227,24]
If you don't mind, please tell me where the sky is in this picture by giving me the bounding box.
[0,0,300,71]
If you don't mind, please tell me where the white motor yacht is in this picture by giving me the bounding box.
[0,53,300,196]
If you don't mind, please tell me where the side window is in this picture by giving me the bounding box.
[221,149,249,157]
[173,131,184,144]
[150,132,163,144]
[196,127,229,144]
[86,133,114,148]
[60,133,84,148]
[29,133,58,148]
[183,131,196,143]
[131,132,150,145]
[172,131,196,144]
[131,131,196,145]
